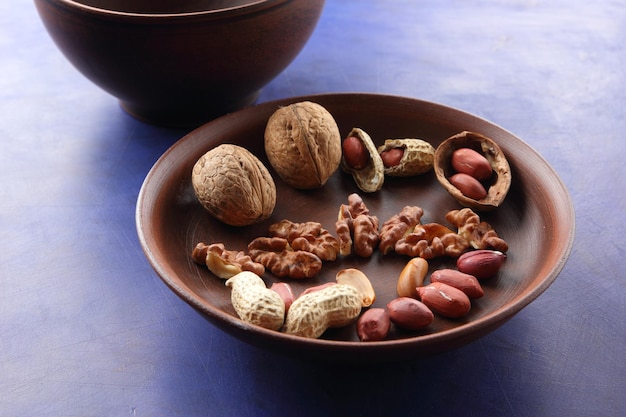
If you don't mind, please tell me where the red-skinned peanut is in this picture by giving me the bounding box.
[451,148,493,180]
[270,282,295,312]
[357,308,391,341]
[429,269,484,299]
[416,282,471,318]
[380,148,404,168]
[299,282,336,297]
[342,136,369,170]
[386,297,434,330]
[449,173,488,200]
[456,249,506,279]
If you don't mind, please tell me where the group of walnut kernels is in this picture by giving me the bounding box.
[190,101,512,341]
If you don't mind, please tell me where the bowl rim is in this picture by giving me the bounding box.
[136,92,576,359]
[44,0,293,19]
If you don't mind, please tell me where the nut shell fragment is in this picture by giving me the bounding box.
[336,268,376,307]
[377,138,435,177]
[341,128,385,193]
[434,131,511,211]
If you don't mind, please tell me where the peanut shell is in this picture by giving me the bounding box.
[377,138,435,177]
[341,127,385,193]
[225,271,285,331]
[283,284,362,339]
[336,268,376,307]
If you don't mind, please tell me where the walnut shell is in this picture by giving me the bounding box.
[377,138,435,177]
[192,144,276,226]
[264,101,342,189]
[434,131,511,211]
[341,127,385,193]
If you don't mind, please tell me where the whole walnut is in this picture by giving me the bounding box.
[192,144,276,226]
[264,101,342,189]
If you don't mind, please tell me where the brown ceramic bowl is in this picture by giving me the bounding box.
[136,93,575,363]
[34,0,325,126]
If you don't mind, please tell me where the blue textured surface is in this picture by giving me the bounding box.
[1,1,624,416]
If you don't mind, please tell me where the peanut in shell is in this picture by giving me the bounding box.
[341,127,385,193]
[377,138,435,177]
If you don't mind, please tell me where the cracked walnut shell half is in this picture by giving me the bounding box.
[434,131,512,211]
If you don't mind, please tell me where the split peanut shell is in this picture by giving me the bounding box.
[341,127,384,193]
[377,138,435,177]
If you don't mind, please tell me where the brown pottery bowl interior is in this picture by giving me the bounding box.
[34,0,325,126]
[136,93,575,363]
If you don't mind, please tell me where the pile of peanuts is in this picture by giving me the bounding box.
[357,249,505,341]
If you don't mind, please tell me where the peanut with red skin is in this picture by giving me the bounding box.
[357,308,391,341]
[449,172,488,200]
[417,282,471,318]
[429,269,484,299]
[299,282,337,297]
[386,297,434,330]
[451,148,493,180]
[270,282,295,313]
[380,147,404,168]
[342,136,369,170]
[457,249,506,279]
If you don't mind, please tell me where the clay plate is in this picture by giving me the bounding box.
[136,93,575,362]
